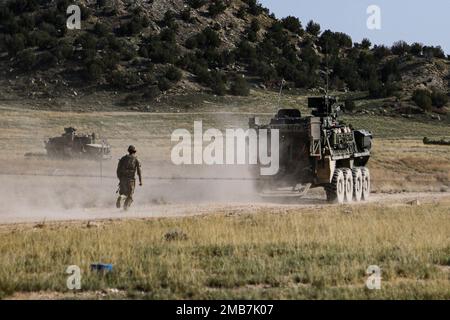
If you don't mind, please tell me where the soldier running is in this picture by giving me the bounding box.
[116,145,143,210]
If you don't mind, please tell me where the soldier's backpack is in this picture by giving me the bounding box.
[117,155,137,178]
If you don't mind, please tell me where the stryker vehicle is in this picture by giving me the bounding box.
[249,96,372,204]
[44,127,111,160]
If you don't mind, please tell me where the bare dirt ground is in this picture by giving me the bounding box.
[2,192,449,225]
[0,165,448,224]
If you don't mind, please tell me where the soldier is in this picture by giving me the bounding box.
[116,145,143,210]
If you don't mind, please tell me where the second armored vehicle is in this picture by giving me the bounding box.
[45,127,111,160]
[250,96,373,204]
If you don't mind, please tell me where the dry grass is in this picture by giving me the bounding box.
[0,199,449,299]
[370,140,450,192]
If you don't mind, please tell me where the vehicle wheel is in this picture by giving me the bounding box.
[343,168,353,203]
[352,167,363,202]
[361,167,371,201]
[325,169,345,204]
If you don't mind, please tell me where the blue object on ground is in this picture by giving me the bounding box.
[90,263,113,272]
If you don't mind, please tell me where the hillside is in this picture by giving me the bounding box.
[0,0,449,118]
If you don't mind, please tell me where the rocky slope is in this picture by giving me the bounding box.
[0,0,448,116]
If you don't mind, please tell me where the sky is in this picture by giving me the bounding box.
[259,0,450,54]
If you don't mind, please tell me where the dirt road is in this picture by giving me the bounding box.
[0,168,447,224]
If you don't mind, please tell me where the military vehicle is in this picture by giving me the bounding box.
[44,127,111,160]
[249,96,373,204]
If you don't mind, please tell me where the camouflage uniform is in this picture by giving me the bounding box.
[116,151,142,210]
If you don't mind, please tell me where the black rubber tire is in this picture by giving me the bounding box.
[325,169,345,204]
[343,168,353,203]
[361,167,371,201]
[352,167,363,202]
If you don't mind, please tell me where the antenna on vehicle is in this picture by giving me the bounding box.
[277,78,286,109]
[321,44,333,117]
[99,121,104,183]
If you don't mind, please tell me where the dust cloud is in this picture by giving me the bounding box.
[0,110,272,223]
[0,157,260,224]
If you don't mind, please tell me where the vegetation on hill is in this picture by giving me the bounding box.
[0,0,448,113]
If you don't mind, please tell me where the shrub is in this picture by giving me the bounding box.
[235,40,256,61]
[186,28,221,49]
[381,59,400,82]
[236,6,246,19]
[102,50,120,69]
[54,40,73,60]
[368,79,399,99]
[40,22,57,36]
[0,6,12,21]
[373,45,391,59]
[250,19,260,33]
[96,0,107,7]
[412,89,432,111]
[19,13,35,30]
[344,100,356,112]
[281,16,303,35]
[181,9,192,22]
[188,0,207,9]
[9,0,39,14]
[8,33,25,54]
[138,46,149,58]
[368,79,385,99]
[158,77,172,91]
[245,0,263,16]
[117,15,148,36]
[109,69,140,88]
[85,61,103,80]
[391,40,410,56]
[120,45,137,61]
[147,40,179,64]
[209,71,227,95]
[335,32,352,48]
[76,33,97,50]
[36,50,58,69]
[306,20,320,37]
[94,22,109,37]
[410,42,423,56]
[319,30,339,54]
[203,48,222,68]
[230,74,250,96]
[143,86,161,99]
[246,19,260,42]
[300,45,320,69]
[79,5,91,20]
[247,31,257,42]
[423,46,446,59]
[56,0,70,12]
[361,38,372,50]
[431,88,448,108]
[165,66,182,82]
[16,48,36,70]
[123,93,141,105]
[162,10,178,30]
[160,28,176,42]
[194,65,213,86]
[208,0,227,17]
[250,60,277,82]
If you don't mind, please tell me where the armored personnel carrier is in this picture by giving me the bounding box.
[250,96,372,204]
[44,127,111,160]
